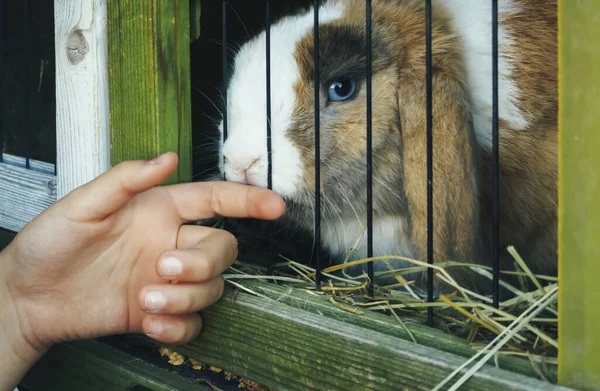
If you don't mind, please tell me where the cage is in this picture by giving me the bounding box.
[0,1,597,390]
[0,0,57,234]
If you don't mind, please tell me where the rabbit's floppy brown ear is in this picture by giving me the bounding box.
[398,62,488,293]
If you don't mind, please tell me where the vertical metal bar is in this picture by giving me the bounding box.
[0,0,3,164]
[54,123,57,175]
[24,0,30,168]
[492,0,500,308]
[222,0,228,146]
[266,0,274,275]
[425,0,434,326]
[366,0,374,296]
[221,0,229,234]
[314,1,322,290]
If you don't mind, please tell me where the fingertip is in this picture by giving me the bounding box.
[260,190,286,220]
[148,151,178,167]
[142,313,203,345]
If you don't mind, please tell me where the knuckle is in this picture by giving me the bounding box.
[200,257,216,280]
[209,183,223,215]
[183,290,198,313]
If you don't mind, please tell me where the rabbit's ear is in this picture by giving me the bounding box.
[399,71,488,293]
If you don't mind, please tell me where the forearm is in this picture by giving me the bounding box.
[0,250,46,391]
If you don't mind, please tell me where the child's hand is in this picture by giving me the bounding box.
[0,152,284,371]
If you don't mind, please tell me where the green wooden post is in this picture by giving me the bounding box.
[107,0,193,185]
[558,1,600,390]
[190,0,202,41]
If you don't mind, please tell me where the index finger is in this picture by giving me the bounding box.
[166,181,286,223]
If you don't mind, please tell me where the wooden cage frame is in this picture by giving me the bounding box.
[0,0,596,390]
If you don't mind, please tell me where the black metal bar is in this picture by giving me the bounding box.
[53,122,57,175]
[0,0,4,164]
[222,0,228,146]
[24,0,30,169]
[314,1,322,290]
[266,0,274,275]
[366,0,374,296]
[221,0,229,234]
[492,0,500,308]
[425,0,434,326]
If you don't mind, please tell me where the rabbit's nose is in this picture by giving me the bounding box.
[223,153,264,186]
[241,157,262,185]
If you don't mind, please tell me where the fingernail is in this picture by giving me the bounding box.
[145,291,166,312]
[148,152,169,165]
[159,257,183,278]
[147,319,164,336]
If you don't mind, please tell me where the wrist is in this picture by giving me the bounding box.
[0,248,47,390]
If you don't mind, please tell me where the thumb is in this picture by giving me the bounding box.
[57,152,179,221]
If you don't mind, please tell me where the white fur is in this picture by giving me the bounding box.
[220,1,347,198]
[323,216,415,266]
[436,0,530,149]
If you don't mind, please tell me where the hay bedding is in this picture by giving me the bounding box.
[210,217,559,389]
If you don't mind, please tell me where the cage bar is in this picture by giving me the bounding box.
[0,0,3,163]
[366,0,374,295]
[491,0,500,308]
[24,0,30,169]
[222,0,228,145]
[425,0,434,326]
[313,1,322,289]
[221,0,229,236]
[265,0,274,275]
[265,1,272,190]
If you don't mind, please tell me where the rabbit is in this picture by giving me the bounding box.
[215,0,557,295]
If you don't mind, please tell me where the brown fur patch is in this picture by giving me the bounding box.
[480,0,558,277]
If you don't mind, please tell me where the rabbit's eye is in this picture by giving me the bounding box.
[327,78,357,102]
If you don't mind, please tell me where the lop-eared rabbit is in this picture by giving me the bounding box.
[217,0,557,294]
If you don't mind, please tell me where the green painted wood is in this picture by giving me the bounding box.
[107,0,193,185]
[19,340,212,391]
[237,280,555,381]
[133,288,569,391]
[558,1,600,390]
[190,0,201,41]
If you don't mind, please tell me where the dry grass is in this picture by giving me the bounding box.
[202,218,559,387]
[221,245,559,386]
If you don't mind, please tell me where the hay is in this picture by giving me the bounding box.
[222,244,559,382]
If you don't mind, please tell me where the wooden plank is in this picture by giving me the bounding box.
[135,288,570,391]
[0,155,56,232]
[558,1,600,390]
[107,0,193,185]
[54,0,111,199]
[234,280,555,380]
[19,339,214,391]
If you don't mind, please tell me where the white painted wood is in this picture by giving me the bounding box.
[0,155,57,232]
[0,0,110,232]
[54,0,110,199]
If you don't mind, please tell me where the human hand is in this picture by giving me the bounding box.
[0,152,284,387]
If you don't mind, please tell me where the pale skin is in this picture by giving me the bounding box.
[0,152,285,391]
